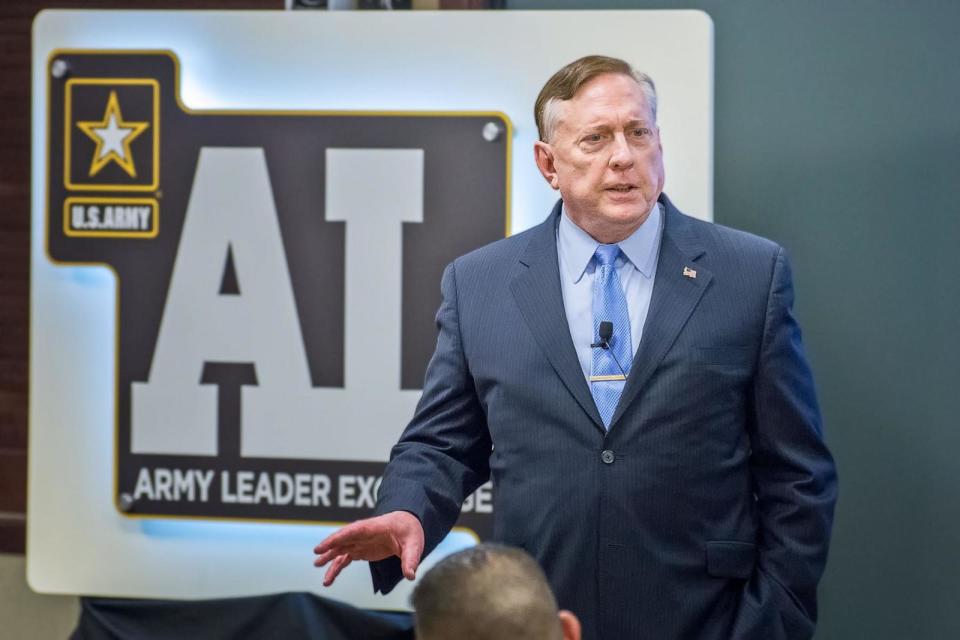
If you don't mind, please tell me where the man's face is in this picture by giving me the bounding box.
[534,73,665,243]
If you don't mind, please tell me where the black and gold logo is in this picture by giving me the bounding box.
[62,77,159,237]
[65,78,158,190]
[46,51,508,537]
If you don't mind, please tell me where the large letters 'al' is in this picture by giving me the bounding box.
[132,147,424,461]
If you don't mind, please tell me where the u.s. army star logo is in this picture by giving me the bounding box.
[64,77,159,191]
[76,90,149,178]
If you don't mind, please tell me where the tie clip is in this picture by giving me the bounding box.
[682,266,697,279]
[589,374,626,382]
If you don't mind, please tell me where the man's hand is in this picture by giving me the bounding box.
[313,511,425,587]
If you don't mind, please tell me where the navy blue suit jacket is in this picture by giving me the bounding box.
[372,195,837,640]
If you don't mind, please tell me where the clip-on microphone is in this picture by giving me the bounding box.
[591,321,614,349]
[590,321,628,380]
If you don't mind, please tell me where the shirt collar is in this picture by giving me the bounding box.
[558,201,663,284]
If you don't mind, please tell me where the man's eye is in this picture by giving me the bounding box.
[632,127,650,137]
[583,133,603,143]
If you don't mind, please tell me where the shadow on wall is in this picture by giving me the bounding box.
[0,554,79,637]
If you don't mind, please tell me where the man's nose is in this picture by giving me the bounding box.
[608,133,635,170]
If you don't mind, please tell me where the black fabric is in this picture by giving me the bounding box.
[71,593,414,640]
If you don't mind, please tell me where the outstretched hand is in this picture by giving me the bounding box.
[313,511,425,587]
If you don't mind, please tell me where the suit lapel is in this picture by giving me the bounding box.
[510,202,605,432]
[609,197,713,429]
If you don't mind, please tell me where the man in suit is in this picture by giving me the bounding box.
[315,55,837,640]
[412,543,581,640]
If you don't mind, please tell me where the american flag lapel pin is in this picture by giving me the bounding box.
[682,266,697,279]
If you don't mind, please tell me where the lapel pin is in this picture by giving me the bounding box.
[682,266,697,279]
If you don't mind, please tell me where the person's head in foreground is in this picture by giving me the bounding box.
[411,543,581,640]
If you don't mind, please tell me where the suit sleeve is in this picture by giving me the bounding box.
[368,261,491,594]
[734,247,839,640]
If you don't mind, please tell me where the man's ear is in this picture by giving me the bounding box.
[533,141,560,190]
[558,610,581,640]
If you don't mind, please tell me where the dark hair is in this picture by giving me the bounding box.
[534,55,657,141]
[411,544,562,640]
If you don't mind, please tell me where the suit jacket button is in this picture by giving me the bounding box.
[601,450,615,464]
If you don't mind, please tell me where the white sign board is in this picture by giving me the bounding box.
[29,9,713,607]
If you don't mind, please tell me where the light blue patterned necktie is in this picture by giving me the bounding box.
[590,244,632,429]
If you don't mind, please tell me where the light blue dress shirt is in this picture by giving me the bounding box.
[556,202,664,383]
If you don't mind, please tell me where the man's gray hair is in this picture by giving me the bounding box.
[411,543,563,640]
[535,55,658,142]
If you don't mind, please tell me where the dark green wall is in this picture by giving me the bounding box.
[508,1,960,638]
